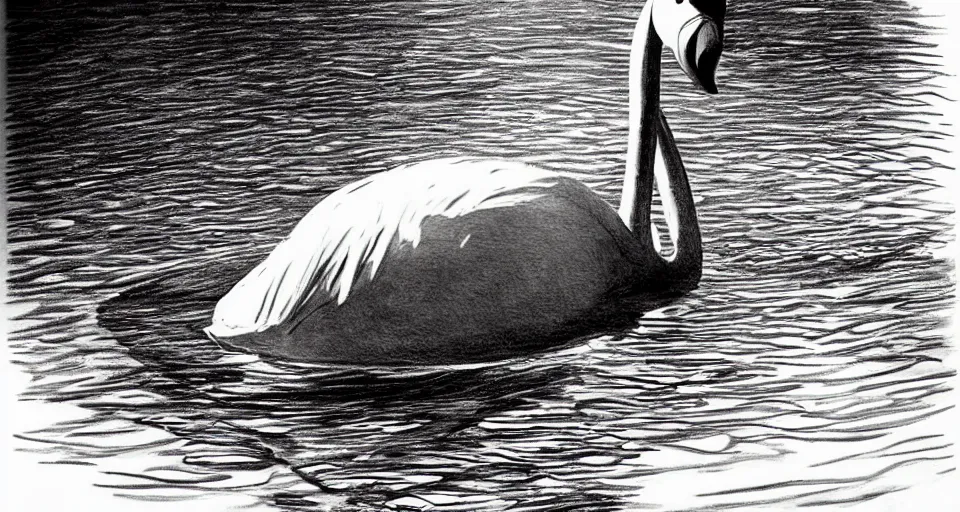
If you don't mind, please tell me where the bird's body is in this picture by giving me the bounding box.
[206,0,727,364]
[207,159,652,363]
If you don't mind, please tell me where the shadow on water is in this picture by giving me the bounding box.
[96,266,630,508]
[94,248,721,510]
[93,252,759,509]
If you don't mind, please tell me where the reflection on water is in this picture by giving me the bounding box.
[5,0,955,509]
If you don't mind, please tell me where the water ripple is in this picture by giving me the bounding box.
[6,0,955,510]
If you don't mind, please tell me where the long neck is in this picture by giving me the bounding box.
[618,3,702,289]
[618,3,661,246]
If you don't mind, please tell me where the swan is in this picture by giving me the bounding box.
[205,0,726,364]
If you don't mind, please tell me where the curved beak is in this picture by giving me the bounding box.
[676,17,723,94]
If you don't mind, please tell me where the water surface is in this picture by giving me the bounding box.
[5,0,956,510]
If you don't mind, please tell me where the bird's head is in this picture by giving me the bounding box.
[651,0,726,94]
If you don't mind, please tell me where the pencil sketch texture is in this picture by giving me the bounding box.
[3,0,955,510]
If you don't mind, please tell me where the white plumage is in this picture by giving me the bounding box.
[207,158,561,339]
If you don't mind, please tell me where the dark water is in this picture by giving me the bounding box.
[5,0,956,509]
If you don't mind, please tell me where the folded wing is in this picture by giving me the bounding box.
[205,158,559,340]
